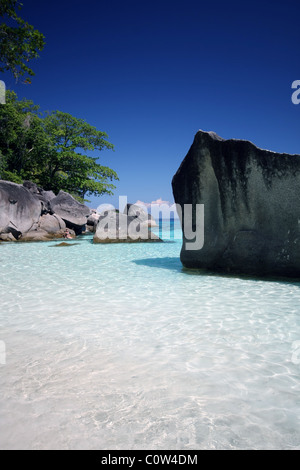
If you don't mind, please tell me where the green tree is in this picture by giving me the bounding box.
[38,111,118,200]
[0,0,45,82]
[0,89,44,181]
[0,91,119,201]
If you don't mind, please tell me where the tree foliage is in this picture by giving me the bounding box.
[0,91,118,201]
[0,0,45,82]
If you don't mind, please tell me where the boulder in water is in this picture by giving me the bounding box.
[172,130,300,278]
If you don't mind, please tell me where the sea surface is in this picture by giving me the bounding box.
[0,220,300,450]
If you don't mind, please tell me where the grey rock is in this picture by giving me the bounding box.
[38,190,56,213]
[23,181,56,213]
[0,180,88,241]
[22,180,40,194]
[0,232,18,242]
[87,211,100,228]
[0,180,42,239]
[94,209,161,243]
[15,214,67,242]
[23,181,54,201]
[172,129,300,278]
[38,213,66,233]
[20,230,62,242]
[49,190,90,233]
[42,190,56,202]
[124,203,157,227]
[124,203,148,220]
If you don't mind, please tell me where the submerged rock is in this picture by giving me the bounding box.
[172,130,300,278]
[51,241,80,247]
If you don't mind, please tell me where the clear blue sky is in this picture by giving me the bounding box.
[3,0,300,208]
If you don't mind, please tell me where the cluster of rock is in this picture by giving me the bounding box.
[172,130,300,278]
[92,204,160,243]
[0,180,160,243]
[0,180,90,242]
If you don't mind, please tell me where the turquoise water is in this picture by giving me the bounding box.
[0,221,300,449]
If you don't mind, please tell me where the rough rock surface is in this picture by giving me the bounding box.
[49,191,90,234]
[20,214,67,242]
[0,181,42,239]
[0,180,89,241]
[94,209,161,243]
[22,181,56,218]
[172,130,300,278]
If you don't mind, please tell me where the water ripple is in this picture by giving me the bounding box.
[0,229,300,449]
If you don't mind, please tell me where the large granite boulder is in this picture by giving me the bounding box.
[0,181,42,240]
[94,209,161,243]
[49,190,90,234]
[172,130,300,278]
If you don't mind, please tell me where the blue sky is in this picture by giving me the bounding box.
[3,0,300,208]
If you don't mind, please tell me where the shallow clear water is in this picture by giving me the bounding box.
[0,221,300,449]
